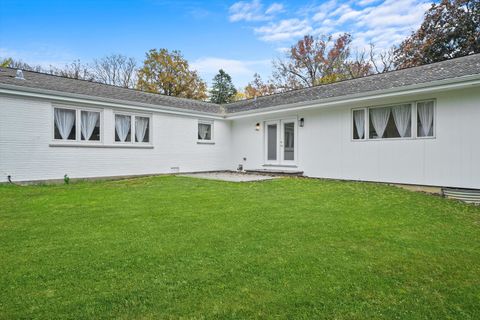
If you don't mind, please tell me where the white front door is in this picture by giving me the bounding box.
[264,118,297,165]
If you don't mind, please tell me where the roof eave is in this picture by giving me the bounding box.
[0,83,226,119]
[225,74,480,119]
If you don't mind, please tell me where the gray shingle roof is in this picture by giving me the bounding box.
[226,53,480,113]
[1,54,479,116]
[0,68,223,114]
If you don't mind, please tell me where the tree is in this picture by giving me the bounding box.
[1,58,44,72]
[137,49,207,100]
[272,33,360,90]
[244,73,276,99]
[1,58,13,68]
[209,69,237,104]
[232,90,246,101]
[368,44,395,73]
[92,54,137,88]
[51,60,93,80]
[394,0,480,68]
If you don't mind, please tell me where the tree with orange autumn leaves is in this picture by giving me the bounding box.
[137,49,208,100]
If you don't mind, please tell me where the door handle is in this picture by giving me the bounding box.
[280,141,284,147]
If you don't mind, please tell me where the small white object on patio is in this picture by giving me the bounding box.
[179,172,278,182]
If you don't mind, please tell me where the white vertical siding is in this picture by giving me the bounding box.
[230,87,480,189]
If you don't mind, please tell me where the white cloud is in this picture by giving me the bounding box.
[311,0,337,21]
[223,0,429,83]
[229,0,265,22]
[266,3,284,15]
[357,0,379,6]
[230,0,430,51]
[254,18,312,42]
[229,0,284,22]
[354,0,430,28]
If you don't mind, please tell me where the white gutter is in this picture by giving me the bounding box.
[0,84,225,120]
[224,75,480,119]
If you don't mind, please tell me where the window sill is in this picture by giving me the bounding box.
[197,140,215,145]
[351,136,436,142]
[50,143,154,149]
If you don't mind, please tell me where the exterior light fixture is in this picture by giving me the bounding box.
[299,118,305,127]
[255,122,260,131]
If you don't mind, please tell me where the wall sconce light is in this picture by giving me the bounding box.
[299,118,305,127]
[255,122,260,131]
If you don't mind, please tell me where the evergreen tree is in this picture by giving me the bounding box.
[209,69,237,104]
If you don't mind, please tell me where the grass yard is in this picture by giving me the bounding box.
[1,176,479,319]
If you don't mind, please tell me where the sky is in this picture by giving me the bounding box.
[0,0,432,88]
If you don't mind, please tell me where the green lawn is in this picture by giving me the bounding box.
[1,176,479,319]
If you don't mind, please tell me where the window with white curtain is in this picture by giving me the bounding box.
[54,108,76,140]
[114,113,151,143]
[115,114,132,142]
[81,111,100,141]
[198,121,212,141]
[353,100,434,141]
[353,109,366,140]
[135,116,150,143]
[417,101,435,137]
[54,107,101,142]
[369,104,412,139]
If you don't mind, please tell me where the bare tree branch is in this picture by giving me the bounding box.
[92,54,137,88]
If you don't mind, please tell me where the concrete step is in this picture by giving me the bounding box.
[245,169,304,176]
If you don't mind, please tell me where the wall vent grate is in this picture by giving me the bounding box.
[442,188,480,205]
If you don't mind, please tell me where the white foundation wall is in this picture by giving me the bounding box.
[0,95,232,182]
[230,87,480,189]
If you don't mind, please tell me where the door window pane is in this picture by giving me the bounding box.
[284,122,294,161]
[267,124,277,161]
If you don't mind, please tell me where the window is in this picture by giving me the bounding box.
[198,121,212,141]
[54,108,76,140]
[369,104,412,139]
[417,101,434,137]
[135,116,150,143]
[352,109,366,140]
[352,100,435,141]
[81,111,100,141]
[115,114,132,142]
[54,107,101,142]
[114,113,151,143]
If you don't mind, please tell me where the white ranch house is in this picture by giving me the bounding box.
[1,54,479,189]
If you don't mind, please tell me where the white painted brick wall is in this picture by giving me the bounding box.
[0,95,233,182]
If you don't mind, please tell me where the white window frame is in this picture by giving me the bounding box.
[351,108,367,141]
[415,100,436,139]
[351,99,436,142]
[113,111,153,145]
[197,120,214,144]
[52,105,103,143]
